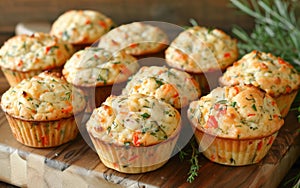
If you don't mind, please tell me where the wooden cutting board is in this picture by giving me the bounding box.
[0,71,300,188]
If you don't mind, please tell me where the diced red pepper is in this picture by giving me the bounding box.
[214,104,227,118]
[248,113,256,117]
[278,58,287,65]
[85,19,91,24]
[173,91,179,98]
[214,103,220,110]
[45,46,51,54]
[233,86,239,94]
[207,115,218,128]
[133,132,140,146]
[129,43,138,48]
[17,60,23,67]
[259,63,268,69]
[286,86,292,93]
[224,52,231,58]
[98,20,107,28]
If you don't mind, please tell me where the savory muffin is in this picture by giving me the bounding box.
[0,72,86,148]
[62,47,139,112]
[86,94,181,173]
[219,50,300,117]
[188,85,284,166]
[0,32,74,86]
[97,22,168,56]
[50,10,114,49]
[165,26,238,93]
[122,66,201,109]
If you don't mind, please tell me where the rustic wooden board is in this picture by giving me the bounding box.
[0,71,300,188]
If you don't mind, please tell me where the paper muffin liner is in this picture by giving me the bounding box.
[78,82,126,113]
[274,90,298,117]
[5,113,83,148]
[194,128,278,166]
[1,67,63,87]
[88,126,181,174]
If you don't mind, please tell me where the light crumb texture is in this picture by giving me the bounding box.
[50,10,114,44]
[0,32,74,72]
[97,22,168,55]
[1,72,86,121]
[165,26,238,73]
[63,47,139,87]
[219,50,300,97]
[86,94,181,146]
[188,85,284,139]
[122,66,201,108]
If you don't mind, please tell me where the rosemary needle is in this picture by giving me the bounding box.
[230,0,300,71]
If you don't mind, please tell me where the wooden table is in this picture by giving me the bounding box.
[0,70,300,188]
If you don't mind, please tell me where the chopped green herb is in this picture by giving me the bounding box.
[64,91,71,100]
[154,78,164,87]
[231,101,237,107]
[216,100,227,104]
[106,126,111,134]
[252,104,257,111]
[62,31,70,40]
[141,113,151,119]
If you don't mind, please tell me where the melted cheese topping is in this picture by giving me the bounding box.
[165,26,238,73]
[188,85,284,139]
[1,72,86,121]
[86,94,181,146]
[122,66,201,108]
[97,22,169,55]
[0,33,74,72]
[50,10,114,44]
[62,47,139,87]
[220,50,300,97]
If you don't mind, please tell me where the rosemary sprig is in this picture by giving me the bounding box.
[230,0,300,71]
[187,138,200,183]
[179,137,201,183]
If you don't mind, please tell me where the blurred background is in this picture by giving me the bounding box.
[0,0,255,44]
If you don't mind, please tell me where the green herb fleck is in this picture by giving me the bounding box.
[141,113,151,119]
[216,100,227,104]
[231,101,237,107]
[252,104,257,111]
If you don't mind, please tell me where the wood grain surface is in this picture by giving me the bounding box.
[0,72,300,188]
